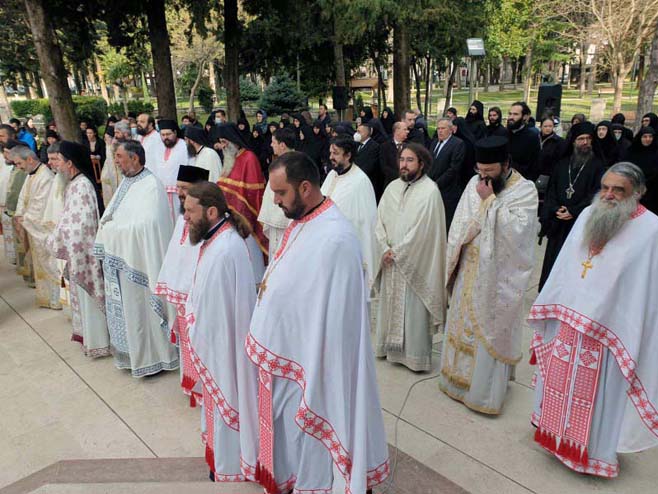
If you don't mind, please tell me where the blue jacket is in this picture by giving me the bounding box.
[18,129,37,152]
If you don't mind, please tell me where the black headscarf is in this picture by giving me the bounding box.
[185,126,210,147]
[593,120,618,168]
[368,118,388,144]
[213,122,251,150]
[452,117,477,188]
[467,100,485,122]
[59,140,105,216]
[380,106,395,136]
[331,121,355,138]
[237,117,252,146]
[360,106,374,124]
[641,112,658,135]
[627,127,658,187]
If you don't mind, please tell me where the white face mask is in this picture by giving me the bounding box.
[353,132,362,143]
[215,119,222,125]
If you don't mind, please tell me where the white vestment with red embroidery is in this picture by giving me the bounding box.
[149,138,187,223]
[321,165,378,288]
[156,214,201,399]
[185,221,259,481]
[529,204,658,478]
[246,200,389,494]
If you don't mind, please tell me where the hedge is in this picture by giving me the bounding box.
[10,96,109,127]
[108,100,155,116]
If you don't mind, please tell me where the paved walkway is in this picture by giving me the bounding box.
[1,242,656,493]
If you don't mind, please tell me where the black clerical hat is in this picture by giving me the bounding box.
[177,165,209,183]
[185,126,209,146]
[158,119,179,132]
[475,136,509,164]
[570,122,596,139]
[214,122,249,149]
[59,140,93,175]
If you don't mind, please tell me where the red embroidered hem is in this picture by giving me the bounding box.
[529,304,658,440]
[245,332,390,491]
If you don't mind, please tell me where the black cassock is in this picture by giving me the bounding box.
[538,155,604,290]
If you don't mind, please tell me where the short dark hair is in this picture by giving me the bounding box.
[401,142,432,173]
[512,101,531,116]
[0,124,16,138]
[139,113,156,127]
[269,151,321,187]
[273,127,296,149]
[330,136,356,161]
[404,109,416,118]
[319,104,327,111]
[217,109,226,117]
[118,140,146,166]
[187,181,251,238]
[9,118,20,126]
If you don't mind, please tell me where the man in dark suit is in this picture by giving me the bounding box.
[428,117,465,228]
[380,122,409,190]
[355,123,384,201]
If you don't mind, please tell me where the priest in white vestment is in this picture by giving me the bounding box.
[150,119,188,223]
[529,163,658,478]
[321,136,378,288]
[373,143,447,371]
[246,152,389,494]
[100,122,131,208]
[156,165,209,403]
[257,128,295,261]
[440,136,538,414]
[185,127,222,182]
[1,143,27,264]
[0,145,11,221]
[137,113,165,170]
[48,141,110,357]
[95,140,178,377]
[183,182,259,482]
[12,145,61,309]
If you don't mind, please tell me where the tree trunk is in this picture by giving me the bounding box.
[393,23,411,118]
[511,59,518,90]
[612,66,629,114]
[96,57,110,104]
[0,77,11,123]
[208,59,217,97]
[141,71,149,100]
[484,63,490,92]
[145,0,177,119]
[87,67,98,96]
[20,71,33,100]
[522,43,534,103]
[411,57,422,111]
[32,71,44,98]
[424,55,432,118]
[333,13,346,120]
[578,42,587,98]
[223,0,240,122]
[443,59,458,115]
[636,23,658,132]
[188,61,206,113]
[23,0,78,141]
[588,49,599,96]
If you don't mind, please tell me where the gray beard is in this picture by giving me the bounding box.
[54,170,69,199]
[221,143,238,177]
[583,194,637,250]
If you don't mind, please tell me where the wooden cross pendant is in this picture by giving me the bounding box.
[257,280,267,302]
[581,259,593,279]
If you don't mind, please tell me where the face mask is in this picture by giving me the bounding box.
[353,132,362,143]
[130,127,138,137]
[215,119,222,125]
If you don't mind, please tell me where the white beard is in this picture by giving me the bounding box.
[53,170,68,200]
[583,194,638,250]
[221,142,238,177]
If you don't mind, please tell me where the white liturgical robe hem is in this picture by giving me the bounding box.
[530,205,658,454]
[187,223,259,479]
[321,165,378,288]
[247,200,389,494]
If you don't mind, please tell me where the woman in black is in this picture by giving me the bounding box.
[537,116,566,211]
[306,120,329,180]
[593,120,619,169]
[451,117,477,189]
[626,127,658,214]
[380,106,395,136]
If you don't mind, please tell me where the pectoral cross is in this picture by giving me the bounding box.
[581,258,593,279]
[565,185,575,199]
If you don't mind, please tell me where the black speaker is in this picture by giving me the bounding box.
[536,83,562,120]
[332,86,349,111]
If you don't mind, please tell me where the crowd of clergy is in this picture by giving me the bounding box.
[0,98,656,491]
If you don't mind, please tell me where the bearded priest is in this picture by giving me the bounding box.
[529,162,658,477]
[183,181,259,483]
[246,151,389,494]
[439,136,538,414]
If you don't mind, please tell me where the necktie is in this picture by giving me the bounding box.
[396,142,402,153]
[435,141,443,158]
